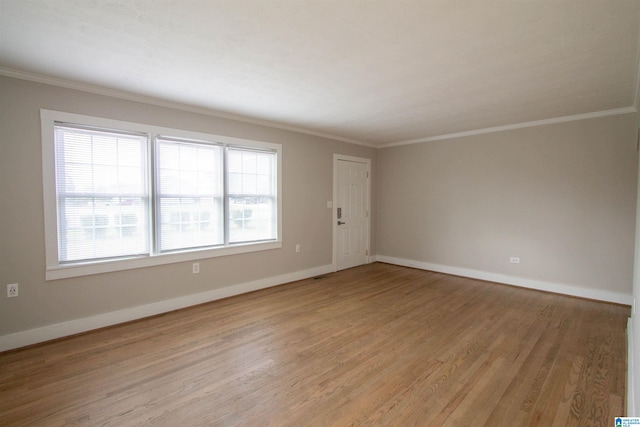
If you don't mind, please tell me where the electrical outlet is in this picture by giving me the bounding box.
[192,263,200,274]
[296,244,301,253]
[510,257,520,264]
[7,283,18,298]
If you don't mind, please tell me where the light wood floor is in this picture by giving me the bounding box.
[0,263,630,426]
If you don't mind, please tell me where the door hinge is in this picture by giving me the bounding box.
[366,171,369,178]
[366,249,369,256]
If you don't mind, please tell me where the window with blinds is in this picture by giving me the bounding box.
[43,110,281,279]
[227,147,277,243]
[156,138,224,252]
[54,125,149,262]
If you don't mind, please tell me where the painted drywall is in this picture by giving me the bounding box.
[0,75,376,339]
[377,113,638,297]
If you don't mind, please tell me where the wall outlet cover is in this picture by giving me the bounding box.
[7,283,18,298]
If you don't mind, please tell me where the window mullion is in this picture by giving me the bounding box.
[149,134,158,256]
[223,145,230,246]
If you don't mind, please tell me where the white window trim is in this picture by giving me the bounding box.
[41,109,282,280]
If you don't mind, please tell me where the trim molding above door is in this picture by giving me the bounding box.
[332,154,372,272]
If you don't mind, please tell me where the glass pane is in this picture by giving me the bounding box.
[228,172,242,194]
[242,174,257,194]
[227,148,276,196]
[227,150,242,173]
[228,196,276,243]
[159,197,223,250]
[242,153,257,174]
[58,197,148,262]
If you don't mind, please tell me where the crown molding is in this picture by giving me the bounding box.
[381,107,638,148]
[2,67,637,149]
[0,67,376,148]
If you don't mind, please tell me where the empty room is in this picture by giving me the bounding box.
[1,0,640,425]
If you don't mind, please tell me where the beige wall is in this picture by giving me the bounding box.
[0,76,377,337]
[377,114,638,295]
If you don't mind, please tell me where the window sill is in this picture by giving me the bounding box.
[45,241,282,281]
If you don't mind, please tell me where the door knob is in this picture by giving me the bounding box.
[338,221,346,225]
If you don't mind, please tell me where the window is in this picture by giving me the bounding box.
[54,125,149,262]
[42,110,282,280]
[156,138,224,252]
[227,147,277,243]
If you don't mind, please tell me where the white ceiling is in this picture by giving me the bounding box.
[1,0,639,147]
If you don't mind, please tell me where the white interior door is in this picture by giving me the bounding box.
[334,157,370,271]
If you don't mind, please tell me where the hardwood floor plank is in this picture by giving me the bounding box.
[0,263,630,426]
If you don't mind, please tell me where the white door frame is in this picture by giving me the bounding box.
[332,154,372,271]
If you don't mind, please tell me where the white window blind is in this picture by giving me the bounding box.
[54,124,149,262]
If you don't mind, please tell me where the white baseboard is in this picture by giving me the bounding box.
[628,317,635,416]
[375,255,633,305]
[0,264,334,352]
[3,258,630,353]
